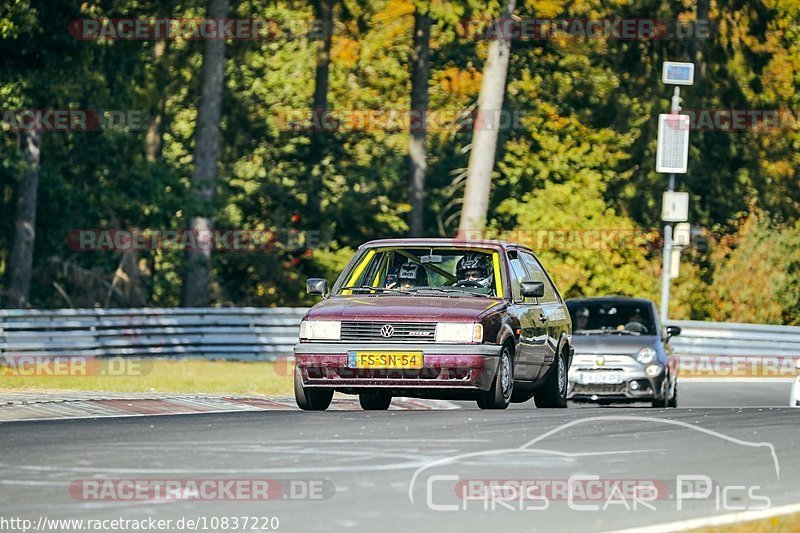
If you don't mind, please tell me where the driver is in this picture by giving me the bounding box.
[576,307,590,330]
[397,262,427,291]
[456,253,493,289]
[624,308,648,334]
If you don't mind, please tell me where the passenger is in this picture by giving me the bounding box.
[397,262,428,291]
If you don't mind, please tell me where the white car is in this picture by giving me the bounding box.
[791,359,800,407]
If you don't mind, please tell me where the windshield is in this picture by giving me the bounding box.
[335,247,502,298]
[567,300,656,335]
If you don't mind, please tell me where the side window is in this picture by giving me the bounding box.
[506,251,528,302]
[519,251,558,303]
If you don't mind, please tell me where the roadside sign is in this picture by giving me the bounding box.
[662,191,689,222]
[674,222,691,246]
[662,61,695,85]
[670,248,681,279]
[656,114,690,173]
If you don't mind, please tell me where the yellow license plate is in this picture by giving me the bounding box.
[348,351,424,369]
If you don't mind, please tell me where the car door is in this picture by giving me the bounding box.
[507,250,548,380]
[519,251,568,379]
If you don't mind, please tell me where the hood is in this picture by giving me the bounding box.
[306,295,503,322]
[571,334,659,355]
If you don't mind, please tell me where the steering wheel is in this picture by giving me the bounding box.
[455,280,482,288]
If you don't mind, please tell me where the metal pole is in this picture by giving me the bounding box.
[660,86,682,324]
[660,221,673,324]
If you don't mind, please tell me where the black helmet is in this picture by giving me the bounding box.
[456,252,492,286]
[397,262,427,288]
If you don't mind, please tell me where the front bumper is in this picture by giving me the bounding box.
[294,342,501,391]
[567,353,667,402]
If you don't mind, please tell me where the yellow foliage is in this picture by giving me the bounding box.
[436,67,482,97]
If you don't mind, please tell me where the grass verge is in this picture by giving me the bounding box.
[0,359,294,397]
[691,511,800,532]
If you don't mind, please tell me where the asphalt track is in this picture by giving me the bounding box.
[1,380,798,533]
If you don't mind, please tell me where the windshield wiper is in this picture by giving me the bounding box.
[575,328,640,336]
[339,285,411,294]
[407,287,490,297]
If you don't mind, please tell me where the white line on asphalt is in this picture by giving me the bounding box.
[680,377,794,382]
[611,501,800,533]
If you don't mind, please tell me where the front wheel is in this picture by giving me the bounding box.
[668,383,678,408]
[477,345,513,410]
[359,391,392,410]
[294,367,333,411]
[534,350,568,408]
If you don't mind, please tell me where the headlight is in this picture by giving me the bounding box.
[435,322,483,343]
[299,320,341,340]
[645,364,663,377]
[637,348,657,364]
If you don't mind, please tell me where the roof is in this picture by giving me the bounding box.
[359,237,532,252]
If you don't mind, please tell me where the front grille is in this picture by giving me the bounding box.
[340,321,437,342]
[571,383,628,394]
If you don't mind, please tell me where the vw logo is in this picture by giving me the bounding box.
[380,324,395,338]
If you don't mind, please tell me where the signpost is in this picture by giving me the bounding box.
[657,61,693,324]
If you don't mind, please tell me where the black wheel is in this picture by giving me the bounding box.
[477,344,513,410]
[534,350,568,408]
[359,391,392,410]
[294,367,333,411]
[651,376,673,408]
[651,397,667,408]
[668,384,678,408]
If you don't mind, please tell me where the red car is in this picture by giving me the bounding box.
[294,238,573,410]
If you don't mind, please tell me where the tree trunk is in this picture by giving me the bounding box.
[407,8,430,237]
[306,0,334,226]
[457,0,516,236]
[182,0,228,307]
[6,129,41,307]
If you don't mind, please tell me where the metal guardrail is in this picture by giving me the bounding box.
[0,308,307,361]
[666,319,800,358]
[1,308,799,362]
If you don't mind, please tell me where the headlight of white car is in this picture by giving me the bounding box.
[435,322,483,343]
[299,320,341,340]
[637,347,657,364]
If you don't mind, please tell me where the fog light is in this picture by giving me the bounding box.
[630,381,640,390]
[646,365,663,377]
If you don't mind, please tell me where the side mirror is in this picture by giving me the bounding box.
[306,278,329,298]
[665,325,681,339]
[520,281,545,298]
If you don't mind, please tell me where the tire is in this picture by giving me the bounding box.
[534,350,568,408]
[359,391,392,410]
[651,375,674,408]
[477,344,513,410]
[294,367,333,411]
[668,384,678,408]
